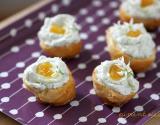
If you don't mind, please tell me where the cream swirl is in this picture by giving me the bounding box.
[95,58,139,95]
[121,0,160,19]
[110,21,155,58]
[38,14,80,47]
[23,56,69,90]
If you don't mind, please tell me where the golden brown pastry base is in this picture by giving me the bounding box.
[23,71,76,106]
[40,41,82,58]
[106,29,156,73]
[92,70,136,106]
[119,7,160,30]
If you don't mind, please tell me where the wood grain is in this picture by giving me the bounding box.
[0,0,52,30]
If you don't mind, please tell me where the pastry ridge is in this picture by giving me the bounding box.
[119,6,160,29]
[92,70,136,106]
[40,41,82,58]
[106,28,156,73]
[23,70,76,106]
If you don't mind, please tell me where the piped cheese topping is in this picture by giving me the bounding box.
[23,56,69,90]
[38,14,80,47]
[95,57,139,95]
[121,0,160,19]
[110,21,155,58]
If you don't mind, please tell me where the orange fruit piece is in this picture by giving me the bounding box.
[50,24,65,34]
[109,64,124,81]
[141,0,154,7]
[127,29,141,37]
[37,62,54,77]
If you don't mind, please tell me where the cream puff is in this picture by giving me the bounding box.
[38,14,82,58]
[119,0,160,29]
[23,56,76,106]
[92,57,139,106]
[106,21,156,72]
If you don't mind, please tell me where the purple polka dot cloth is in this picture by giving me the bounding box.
[0,0,160,125]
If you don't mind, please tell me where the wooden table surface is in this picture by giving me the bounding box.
[0,0,159,125]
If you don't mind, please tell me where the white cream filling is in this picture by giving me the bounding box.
[38,14,80,47]
[95,58,139,95]
[23,56,69,90]
[121,0,160,19]
[110,21,155,58]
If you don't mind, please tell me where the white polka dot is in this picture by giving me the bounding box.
[156,72,160,78]
[92,0,102,7]
[25,39,35,45]
[80,33,88,40]
[78,63,86,69]
[102,18,110,25]
[16,62,25,68]
[113,10,119,17]
[92,54,100,60]
[25,19,32,28]
[137,73,145,78]
[90,25,98,32]
[53,114,62,120]
[79,8,88,15]
[10,29,17,37]
[96,9,105,16]
[84,43,93,50]
[0,108,3,112]
[152,63,157,69]
[31,52,41,58]
[70,100,79,107]
[89,89,96,95]
[117,118,127,124]
[143,83,152,89]
[104,46,109,51]
[109,1,118,8]
[95,105,103,111]
[51,5,59,13]
[62,0,71,6]
[1,83,10,89]
[98,118,106,123]
[86,17,94,23]
[97,35,105,42]
[28,96,36,102]
[38,12,46,20]
[133,94,139,99]
[18,73,23,78]
[157,45,160,52]
[1,97,10,103]
[0,72,8,78]
[134,106,144,112]
[79,116,87,122]
[10,46,19,53]
[75,54,80,58]
[35,112,44,117]
[85,76,92,82]
[22,84,27,89]
[150,94,159,100]
[9,109,18,115]
[112,107,120,113]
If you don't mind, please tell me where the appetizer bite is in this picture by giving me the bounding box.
[106,21,156,72]
[23,56,76,106]
[119,0,160,29]
[38,14,82,58]
[92,58,139,106]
